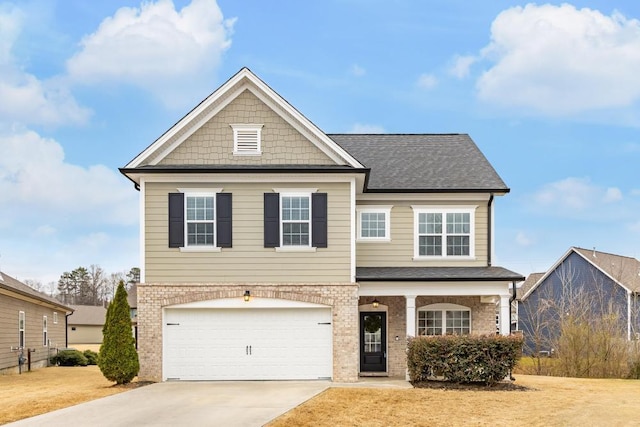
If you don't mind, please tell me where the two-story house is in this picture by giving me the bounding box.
[120,68,524,382]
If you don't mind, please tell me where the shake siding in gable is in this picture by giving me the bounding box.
[355,201,488,267]
[158,89,337,166]
[144,181,352,283]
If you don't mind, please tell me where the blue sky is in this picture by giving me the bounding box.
[1,0,639,286]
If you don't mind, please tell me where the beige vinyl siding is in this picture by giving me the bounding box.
[68,325,103,345]
[356,200,488,267]
[145,181,352,283]
[159,89,337,166]
[0,293,67,371]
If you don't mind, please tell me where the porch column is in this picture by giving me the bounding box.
[499,294,510,336]
[405,295,416,338]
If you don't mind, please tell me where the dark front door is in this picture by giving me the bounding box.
[360,311,387,372]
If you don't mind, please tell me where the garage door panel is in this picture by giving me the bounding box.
[164,307,332,381]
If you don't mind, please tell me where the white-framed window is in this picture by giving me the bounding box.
[186,194,216,247]
[412,206,476,259]
[281,193,311,247]
[53,312,58,324]
[43,316,48,346]
[231,124,263,155]
[18,311,25,348]
[417,303,471,336]
[357,206,392,241]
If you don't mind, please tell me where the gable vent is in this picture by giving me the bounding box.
[232,124,263,155]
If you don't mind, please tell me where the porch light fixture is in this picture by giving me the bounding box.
[243,290,251,302]
[372,298,380,308]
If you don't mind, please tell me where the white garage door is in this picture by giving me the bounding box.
[163,303,332,381]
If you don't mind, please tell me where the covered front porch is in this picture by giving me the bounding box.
[355,266,524,378]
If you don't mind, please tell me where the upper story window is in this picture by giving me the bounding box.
[264,190,327,250]
[357,206,392,242]
[168,189,233,251]
[281,194,310,246]
[53,312,58,324]
[186,194,215,247]
[412,206,476,259]
[231,124,263,155]
[417,303,471,336]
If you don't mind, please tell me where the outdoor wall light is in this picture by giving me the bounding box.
[243,290,251,302]
[372,298,380,308]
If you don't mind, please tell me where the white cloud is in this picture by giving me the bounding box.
[67,0,235,108]
[528,177,627,219]
[348,123,385,134]
[0,5,89,126]
[515,231,533,247]
[0,129,137,226]
[417,73,438,90]
[449,55,476,79]
[476,4,640,115]
[350,64,365,77]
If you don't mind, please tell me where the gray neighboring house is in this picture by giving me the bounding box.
[518,247,640,354]
[67,305,107,345]
[0,271,73,373]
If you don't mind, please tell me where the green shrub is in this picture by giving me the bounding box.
[99,281,139,384]
[50,349,88,367]
[83,350,99,365]
[407,334,524,385]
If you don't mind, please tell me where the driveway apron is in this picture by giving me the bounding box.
[6,381,330,427]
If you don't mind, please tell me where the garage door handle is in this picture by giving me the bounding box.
[249,345,252,355]
[246,345,252,355]
[318,322,331,325]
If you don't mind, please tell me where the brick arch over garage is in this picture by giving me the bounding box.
[160,285,335,308]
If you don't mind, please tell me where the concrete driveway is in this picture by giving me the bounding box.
[6,381,330,427]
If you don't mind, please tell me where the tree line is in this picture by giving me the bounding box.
[25,266,139,306]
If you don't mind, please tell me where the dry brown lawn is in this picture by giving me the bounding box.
[269,375,640,427]
[0,365,142,425]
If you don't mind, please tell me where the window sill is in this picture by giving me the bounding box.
[275,246,317,253]
[357,238,391,243]
[179,246,222,253]
[412,255,475,261]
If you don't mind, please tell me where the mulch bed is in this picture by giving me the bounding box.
[113,381,155,389]
[412,379,533,391]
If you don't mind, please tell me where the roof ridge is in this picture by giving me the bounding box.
[327,133,467,136]
[573,246,639,261]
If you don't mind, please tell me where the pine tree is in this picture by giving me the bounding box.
[99,280,139,384]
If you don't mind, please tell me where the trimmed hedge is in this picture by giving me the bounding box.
[50,349,88,367]
[408,334,523,385]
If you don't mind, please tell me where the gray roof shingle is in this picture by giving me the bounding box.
[356,266,524,282]
[0,271,73,312]
[329,134,509,192]
[68,305,107,326]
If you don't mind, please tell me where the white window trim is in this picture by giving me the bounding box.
[177,188,222,252]
[411,205,477,260]
[43,316,48,347]
[279,191,313,249]
[19,311,25,348]
[231,123,263,156]
[417,303,471,336]
[53,312,58,324]
[357,206,392,242]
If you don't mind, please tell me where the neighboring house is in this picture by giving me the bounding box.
[0,271,73,373]
[120,68,524,382]
[67,305,107,345]
[518,247,640,355]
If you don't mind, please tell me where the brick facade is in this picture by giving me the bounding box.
[138,283,359,382]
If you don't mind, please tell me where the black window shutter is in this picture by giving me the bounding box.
[312,193,328,248]
[168,193,184,248]
[216,193,232,248]
[264,193,280,248]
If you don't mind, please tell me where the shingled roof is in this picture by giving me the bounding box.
[356,266,524,282]
[329,134,509,192]
[0,271,72,312]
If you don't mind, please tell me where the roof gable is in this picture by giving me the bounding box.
[521,247,640,300]
[68,305,107,325]
[329,134,509,192]
[125,68,363,169]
